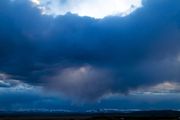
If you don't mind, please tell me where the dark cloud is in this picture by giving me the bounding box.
[0,0,180,100]
[0,87,72,110]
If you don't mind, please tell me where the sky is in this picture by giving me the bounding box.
[0,0,180,111]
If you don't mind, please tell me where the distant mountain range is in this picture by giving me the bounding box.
[1,109,180,117]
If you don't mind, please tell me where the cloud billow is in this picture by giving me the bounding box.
[30,0,142,18]
[0,0,180,100]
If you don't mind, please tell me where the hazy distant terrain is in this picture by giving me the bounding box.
[0,110,180,120]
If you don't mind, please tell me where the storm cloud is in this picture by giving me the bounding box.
[0,0,180,101]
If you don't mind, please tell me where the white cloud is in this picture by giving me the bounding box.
[152,82,179,92]
[31,0,40,5]
[30,0,142,19]
[133,82,180,95]
[0,73,41,92]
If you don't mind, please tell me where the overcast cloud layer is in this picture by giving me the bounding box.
[0,0,180,103]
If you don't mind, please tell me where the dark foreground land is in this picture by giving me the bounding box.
[1,110,180,120]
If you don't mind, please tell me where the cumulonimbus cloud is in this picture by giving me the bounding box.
[0,0,180,101]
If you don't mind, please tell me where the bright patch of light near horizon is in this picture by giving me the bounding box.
[30,0,142,19]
